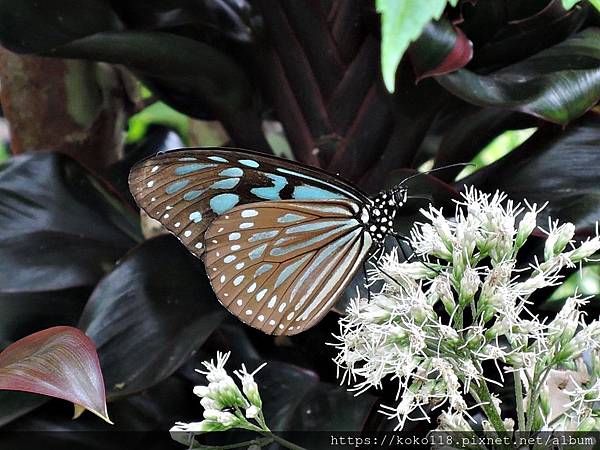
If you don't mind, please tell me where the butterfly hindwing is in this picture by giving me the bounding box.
[128,147,368,258]
[203,199,373,335]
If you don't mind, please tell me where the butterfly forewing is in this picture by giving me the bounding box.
[128,147,368,258]
[203,199,373,335]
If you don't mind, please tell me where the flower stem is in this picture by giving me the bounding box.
[193,437,273,449]
[259,431,308,450]
[472,383,506,433]
[514,370,526,431]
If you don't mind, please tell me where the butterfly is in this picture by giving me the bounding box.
[129,147,409,336]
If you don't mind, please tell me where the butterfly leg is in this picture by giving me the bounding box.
[363,259,372,302]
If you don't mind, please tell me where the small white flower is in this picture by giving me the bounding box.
[246,405,260,419]
[543,220,575,260]
[235,363,266,409]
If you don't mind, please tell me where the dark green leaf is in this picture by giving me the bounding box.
[0,391,47,428]
[111,0,258,43]
[0,232,126,294]
[436,28,600,124]
[0,288,90,343]
[0,153,139,245]
[79,235,226,399]
[461,113,600,232]
[0,0,123,53]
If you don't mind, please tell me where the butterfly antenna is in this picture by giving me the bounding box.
[398,162,475,186]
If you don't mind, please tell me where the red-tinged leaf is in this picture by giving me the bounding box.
[0,326,110,423]
[410,19,473,81]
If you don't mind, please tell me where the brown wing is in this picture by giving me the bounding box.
[203,199,373,335]
[128,147,368,259]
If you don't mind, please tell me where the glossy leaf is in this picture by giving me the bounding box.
[461,113,600,233]
[0,0,123,53]
[0,391,47,428]
[377,0,456,92]
[433,107,537,181]
[0,152,139,245]
[111,0,258,43]
[79,235,226,398]
[461,0,588,71]
[410,19,473,80]
[0,326,109,423]
[0,288,90,343]
[437,28,600,124]
[0,232,126,294]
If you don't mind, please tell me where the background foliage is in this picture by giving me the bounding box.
[0,0,599,447]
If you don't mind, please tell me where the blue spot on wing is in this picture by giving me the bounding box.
[292,185,345,200]
[208,156,228,163]
[219,167,244,177]
[239,159,259,168]
[211,178,240,189]
[183,189,206,201]
[166,179,190,194]
[189,211,203,223]
[210,193,239,214]
[251,173,287,200]
[175,163,215,175]
[277,213,305,223]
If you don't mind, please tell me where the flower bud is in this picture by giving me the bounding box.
[193,385,210,398]
[459,268,480,306]
[245,405,260,419]
[570,237,600,263]
[218,411,240,427]
[544,222,575,260]
[576,416,600,432]
[516,210,537,248]
[239,372,262,409]
[539,384,551,418]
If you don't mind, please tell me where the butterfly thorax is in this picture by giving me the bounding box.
[363,187,407,244]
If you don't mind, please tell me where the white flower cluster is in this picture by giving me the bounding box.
[170,352,268,446]
[333,187,600,433]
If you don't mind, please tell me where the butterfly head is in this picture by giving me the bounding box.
[391,184,408,206]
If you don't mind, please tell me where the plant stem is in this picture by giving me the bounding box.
[193,437,273,449]
[514,370,526,431]
[473,382,506,433]
[260,431,308,450]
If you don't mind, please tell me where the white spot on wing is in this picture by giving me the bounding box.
[241,209,258,218]
[256,289,268,301]
[240,222,254,229]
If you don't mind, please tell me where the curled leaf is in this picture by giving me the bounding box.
[410,19,473,81]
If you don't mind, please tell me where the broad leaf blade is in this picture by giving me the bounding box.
[461,113,600,233]
[79,235,226,398]
[0,326,109,423]
[437,28,600,124]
